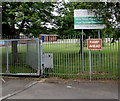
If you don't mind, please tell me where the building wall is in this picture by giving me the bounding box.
[41,36,57,42]
[44,36,49,42]
[48,36,57,42]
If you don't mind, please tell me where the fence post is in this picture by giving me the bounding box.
[37,38,40,75]
[40,40,43,76]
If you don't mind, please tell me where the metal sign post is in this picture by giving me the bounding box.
[88,36,92,81]
[87,39,102,80]
[81,29,84,72]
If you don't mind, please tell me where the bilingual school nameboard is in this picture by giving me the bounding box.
[74,9,106,29]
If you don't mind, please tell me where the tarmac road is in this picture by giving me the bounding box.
[1,78,118,100]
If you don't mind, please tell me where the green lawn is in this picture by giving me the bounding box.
[42,42,118,79]
[1,46,37,73]
[0,42,119,79]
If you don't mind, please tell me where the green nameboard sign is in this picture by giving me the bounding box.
[74,9,106,29]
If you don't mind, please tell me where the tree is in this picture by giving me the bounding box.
[0,5,2,39]
[87,2,120,39]
[2,2,56,63]
[55,2,120,39]
[54,2,119,54]
[55,2,94,54]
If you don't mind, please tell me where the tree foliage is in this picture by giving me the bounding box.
[87,2,120,39]
[2,2,56,63]
[2,2,56,38]
[2,2,120,39]
[55,2,120,39]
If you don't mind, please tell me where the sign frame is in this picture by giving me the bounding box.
[74,9,106,29]
[87,39,102,50]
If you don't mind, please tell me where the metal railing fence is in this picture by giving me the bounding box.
[0,35,119,79]
[42,35,119,80]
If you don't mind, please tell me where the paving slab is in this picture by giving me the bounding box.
[1,78,37,98]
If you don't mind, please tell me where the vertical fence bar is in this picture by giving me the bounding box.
[117,39,119,79]
[18,40,20,73]
[69,35,71,78]
[107,36,110,78]
[77,35,79,78]
[81,29,84,72]
[6,43,9,73]
[73,35,75,78]
[116,39,118,79]
[89,49,92,81]
[98,30,101,72]
[61,35,64,78]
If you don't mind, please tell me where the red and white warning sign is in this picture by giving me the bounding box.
[87,39,102,50]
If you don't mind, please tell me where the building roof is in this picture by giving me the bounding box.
[40,34,58,36]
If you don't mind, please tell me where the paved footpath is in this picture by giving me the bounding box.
[1,78,118,100]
